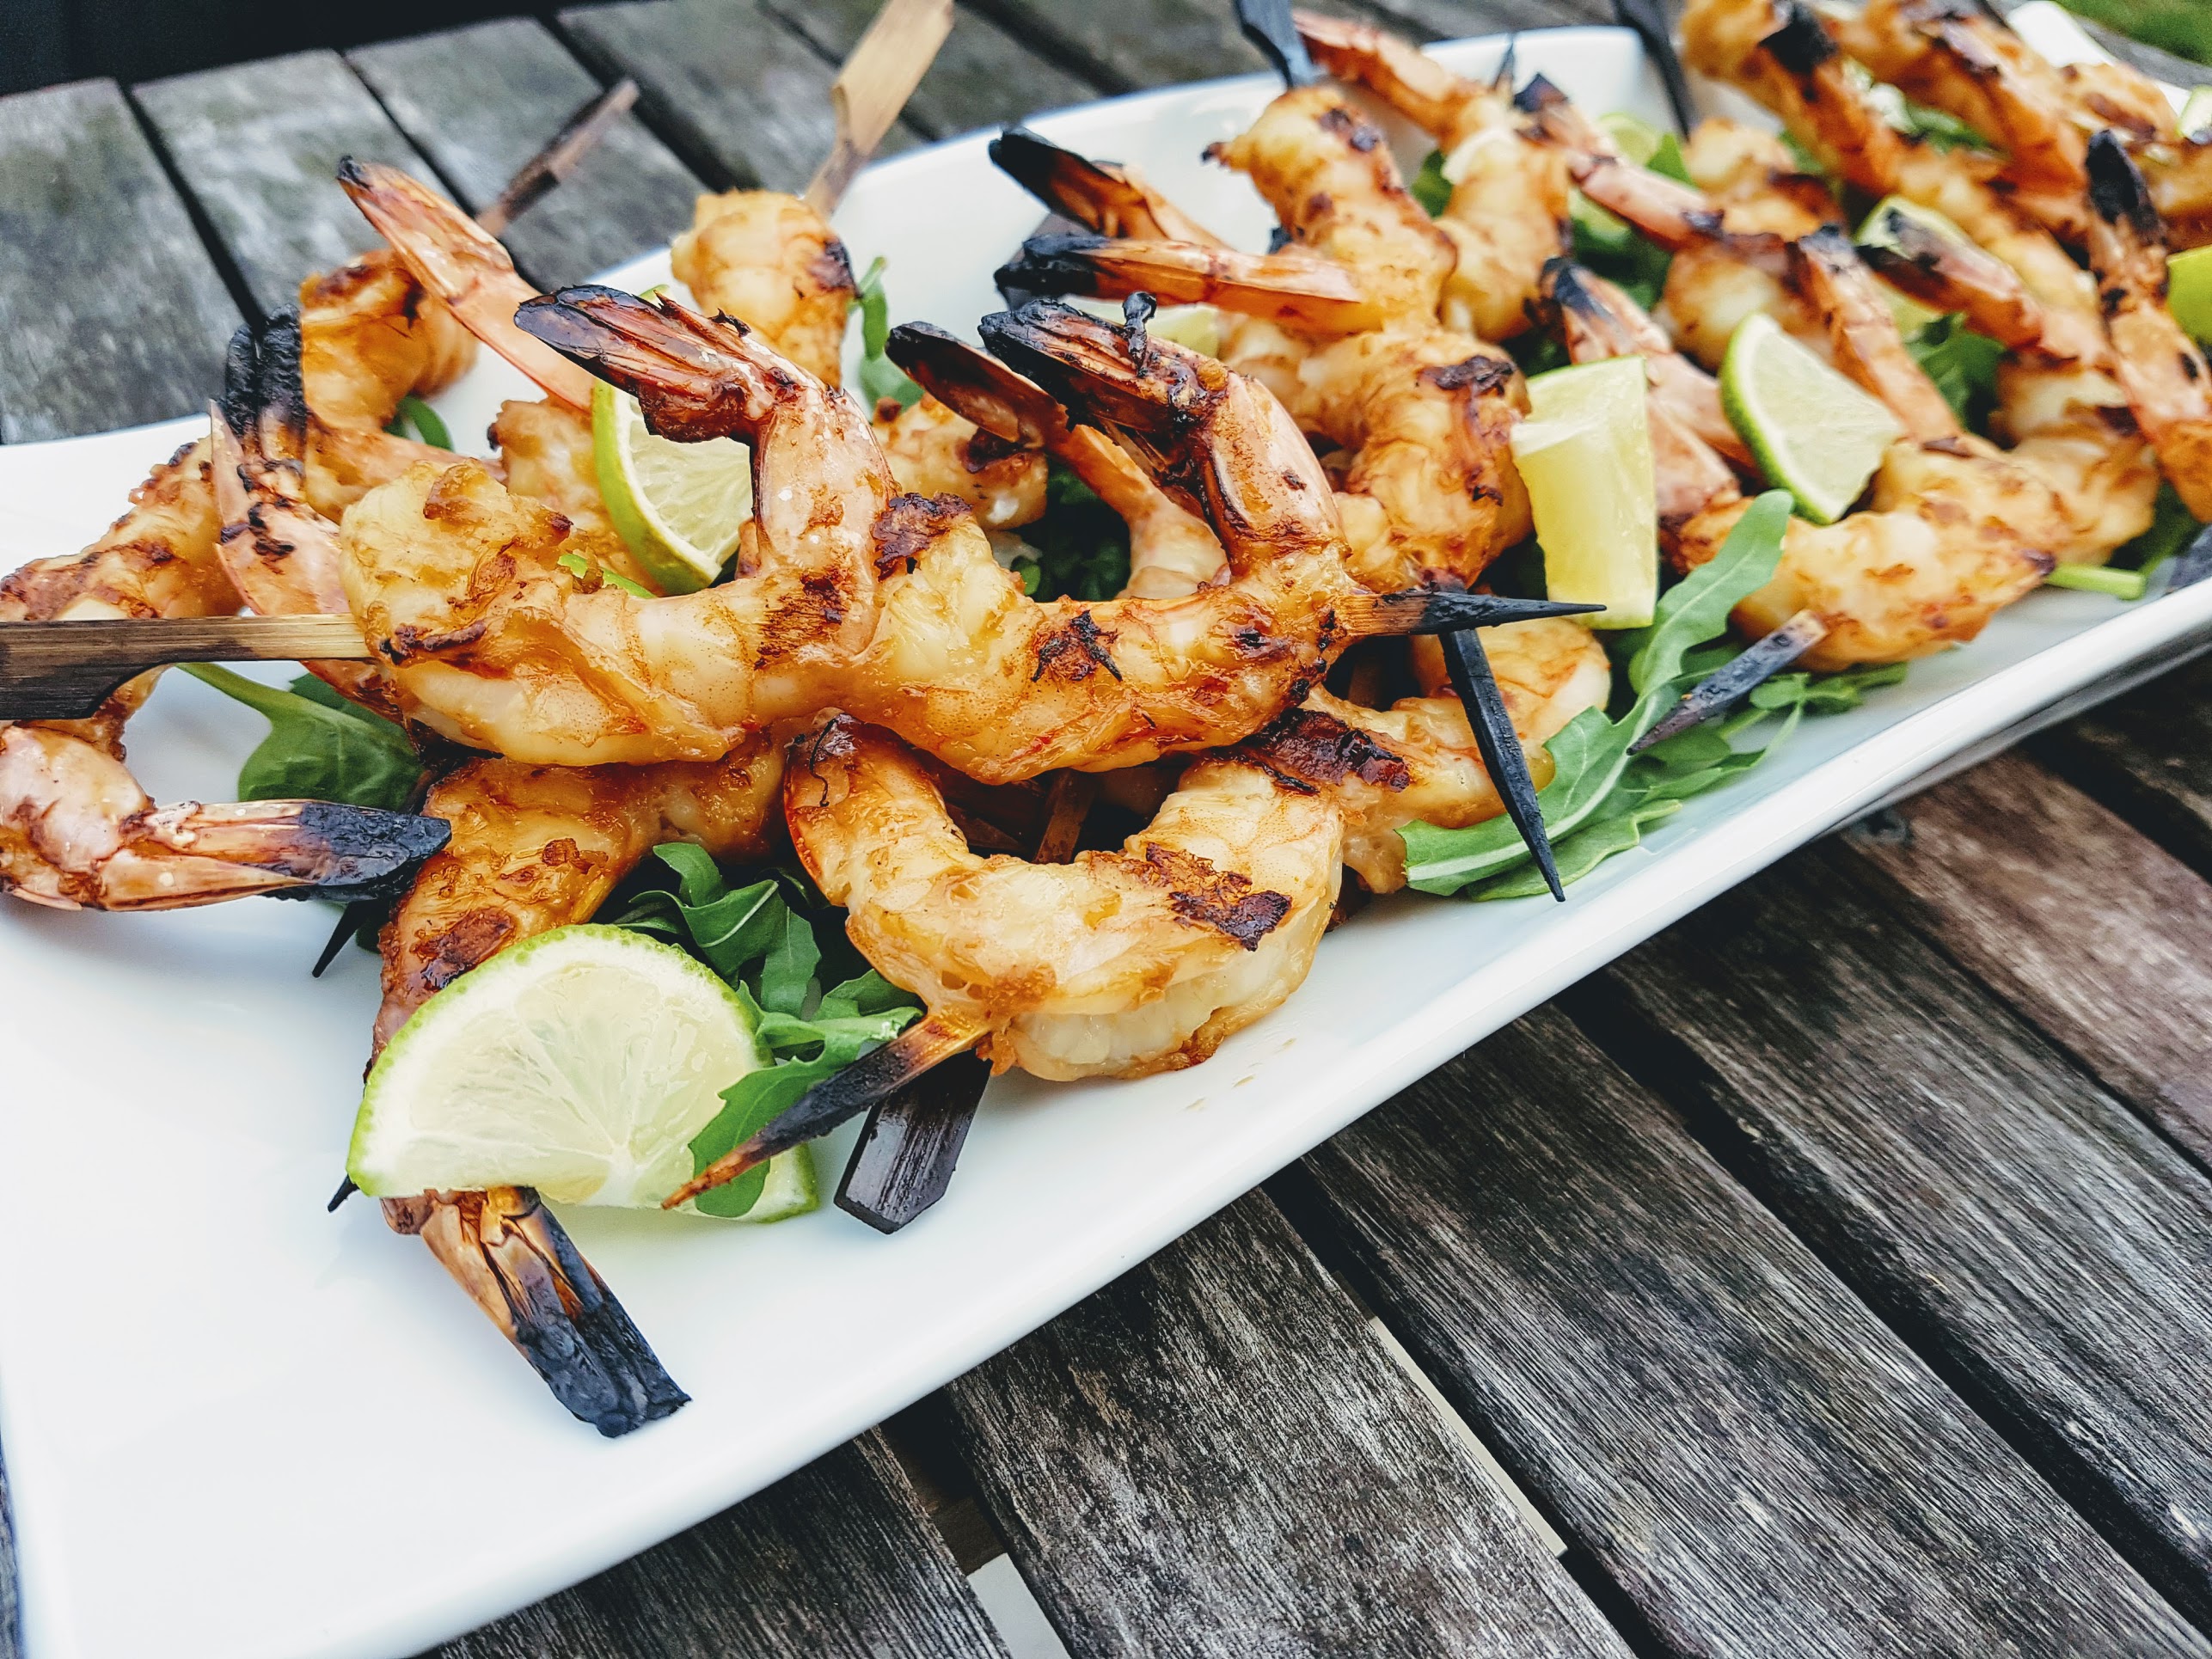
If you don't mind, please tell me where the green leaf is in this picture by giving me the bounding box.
[1470,798,1682,900]
[2049,0,2210,66]
[1904,314,2003,430]
[849,254,923,409]
[1647,132,1691,183]
[383,394,452,450]
[606,842,923,1215]
[2110,483,2202,575]
[1411,147,1452,217]
[182,664,420,811]
[1622,491,1796,695]
[1020,459,1133,601]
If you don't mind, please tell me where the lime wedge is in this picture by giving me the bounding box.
[350,924,804,1215]
[1720,312,1903,524]
[2181,86,2212,142]
[2172,246,2212,346]
[1598,110,1664,167]
[592,377,753,594]
[1510,355,1657,628]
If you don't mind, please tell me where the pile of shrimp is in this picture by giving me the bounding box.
[8,2,2208,1430]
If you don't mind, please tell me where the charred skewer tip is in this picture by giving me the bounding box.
[836,1050,995,1234]
[1628,608,1831,754]
[1439,628,1567,900]
[662,1016,986,1209]
[1236,0,1320,89]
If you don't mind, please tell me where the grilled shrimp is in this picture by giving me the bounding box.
[786,713,1340,1080]
[0,438,448,910]
[1241,615,1610,892]
[1294,11,1569,342]
[2084,134,2212,522]
[890,321,1226,597]
[671,189,856,383]
[345,288,890,764]
[1681,0,2099,326]
[870,390,1046,531]
[297,250,476,514]
[1854,204,2158,563]
[841,302,1496,781]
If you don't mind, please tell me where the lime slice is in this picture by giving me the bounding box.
[2180,86,2212,142]
[350,924,802,1215]
[1510,355,1657,629]
[1720,312,1903,524]
[592,377,753,595]
[1598,110,1664,168]
[2172,246,2212,346]
[1852,193,1967,334]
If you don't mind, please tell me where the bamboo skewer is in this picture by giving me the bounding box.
[804,0,956,216]
[479,78,640,236]
[0,615,371,721]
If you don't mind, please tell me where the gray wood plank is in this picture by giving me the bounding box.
[941,1192,1630,1659]
[0,77,242,440]
[558,0,922,195]
[350,20,707,291]
[1290,1006,2207,1658]
[2037,654,2212,885]
[1341,0,1611,43]
[1841,750,2212,1169]
[1579,847,2212,1629]
[762,0,1098,139]
[434,1431,1008,1658]
[961,0,1271,92]
[133,51,437,319]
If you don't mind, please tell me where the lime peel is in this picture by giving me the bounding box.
[349,924,777,1212]
[592,378,753,595]
[1720,312,1903,525]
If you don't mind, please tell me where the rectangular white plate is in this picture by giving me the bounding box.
[4,24,2209,1659]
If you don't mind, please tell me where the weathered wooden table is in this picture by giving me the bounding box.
[6,1,2212,1653]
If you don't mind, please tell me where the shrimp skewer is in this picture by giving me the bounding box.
[1293,10,1571,341]
[2083,132,2212,523]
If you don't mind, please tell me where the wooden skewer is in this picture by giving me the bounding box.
[479,78,640,236]
[0,615,372,722]
[802,0,956,216]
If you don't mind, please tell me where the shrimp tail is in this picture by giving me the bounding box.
[1761,2,1841,76]
[980,297,1222,442]
[2086,128,2163,244]
[1856,211,2043,351]
[993,233,1374,330]
[887,320,1066,446]
[516,284,778,444]
[383,1187,689,1436]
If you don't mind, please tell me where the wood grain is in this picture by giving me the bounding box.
[433,1431,1008,1658]
[960,0,1270,91]
[1581,848,2212,1628]
[941,1192,1630,1659]
[350,19,707,291]
[2037,653,2212,884]
[0,78,241,440]
[1292,1006,2207,1657]
[1345,0,1611,42]
[764,0,1096,139]
[133,51,436,318]
[558,0,922,195]
[1841,750,2212,1167]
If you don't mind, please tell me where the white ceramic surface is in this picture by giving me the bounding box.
[3,27,2209,1659]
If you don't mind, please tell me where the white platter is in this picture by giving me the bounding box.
[3,22,2210,1659]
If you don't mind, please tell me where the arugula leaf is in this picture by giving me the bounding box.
[1904,314,2003,430]
[1412,148,1453,217]
[1400,491,1795,894]
[182,664,421,811]
[2111,483,2202,576]
[850,255,923,411]
[605,843,922,1215]
[1008,460,1134,601]
[1471,798,1682,900]
[383,394,452,450]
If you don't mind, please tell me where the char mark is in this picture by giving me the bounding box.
[1760,3,1839,73]
[2086,130,2161,240]
[1132,842,1293,948]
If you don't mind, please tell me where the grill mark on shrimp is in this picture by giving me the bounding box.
[1124,842,1292,948]
[1032,611,1122,681]
[873,491,969,576]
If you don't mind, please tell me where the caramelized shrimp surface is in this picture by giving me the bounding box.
[1296,11,1571,341]
[671,188,856,383]
[0,436,448,910]
[345,289,892,763]
[787,715,1342,1080]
